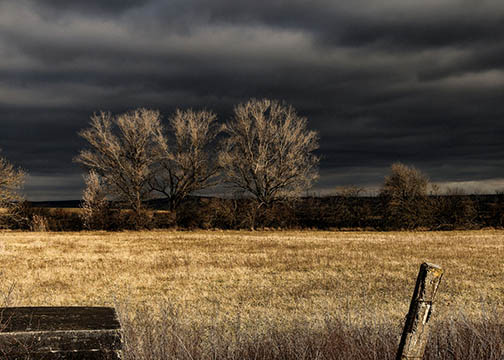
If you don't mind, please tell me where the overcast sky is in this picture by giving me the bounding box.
[1,0,503,200]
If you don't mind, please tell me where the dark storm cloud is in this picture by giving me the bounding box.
[0,0,503,199]
[144,0,504,48]
[31,0,152,15]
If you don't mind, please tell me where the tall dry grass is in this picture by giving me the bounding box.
[117,301,504,360]
[0,230,503,358]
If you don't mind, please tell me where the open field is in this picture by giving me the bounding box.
[0,230,503,359]
[0,230,503,319]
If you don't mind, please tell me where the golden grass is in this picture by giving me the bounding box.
[0,230,502,329]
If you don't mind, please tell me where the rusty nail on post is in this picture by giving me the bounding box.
[396,262,444,360]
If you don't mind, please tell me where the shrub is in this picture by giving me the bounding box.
[30,215,49,232]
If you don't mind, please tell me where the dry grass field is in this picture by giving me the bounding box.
[0,230,503,359]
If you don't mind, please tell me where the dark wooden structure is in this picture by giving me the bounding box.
[0,307,122,359]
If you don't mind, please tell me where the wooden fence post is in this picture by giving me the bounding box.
[396,262,443,360]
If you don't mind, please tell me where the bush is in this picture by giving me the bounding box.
[30,215,49,232]
[151,210,177,229]
[488,192,504,228]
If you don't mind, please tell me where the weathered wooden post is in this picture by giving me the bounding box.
[0,306,122,359]
[396,262,443,360]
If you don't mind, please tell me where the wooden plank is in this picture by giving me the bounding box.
[0,350,121,360]
[0,307,122,359]
[0,307,121,332]
[0,329,122,351]
[396,262,444,360]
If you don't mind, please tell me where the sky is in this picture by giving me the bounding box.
[0,0,503,200]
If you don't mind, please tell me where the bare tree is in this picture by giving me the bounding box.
[75,109,161,222]
[80,170,110,230]
[219,99,319,207]
[150,109,221,211]
[380,162,431,229]
[0,151,25,206]
[0,151,25,228]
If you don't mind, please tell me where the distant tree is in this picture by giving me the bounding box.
[80,170,110,230]
[380,162,430,229]
[150,109,221,211]
[334,185,365,198]
[219,99,319,208]
[0,150,26,228]
[75,109,161,226]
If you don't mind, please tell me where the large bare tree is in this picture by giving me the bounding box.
[150,109,221,210]
[219,99,319,207]
[0,151,25,206]
[75,109,161,219]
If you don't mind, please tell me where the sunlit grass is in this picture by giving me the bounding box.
[0,230,502,326]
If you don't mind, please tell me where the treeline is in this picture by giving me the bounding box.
[2,191,503,231]
[0,99,503,231]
